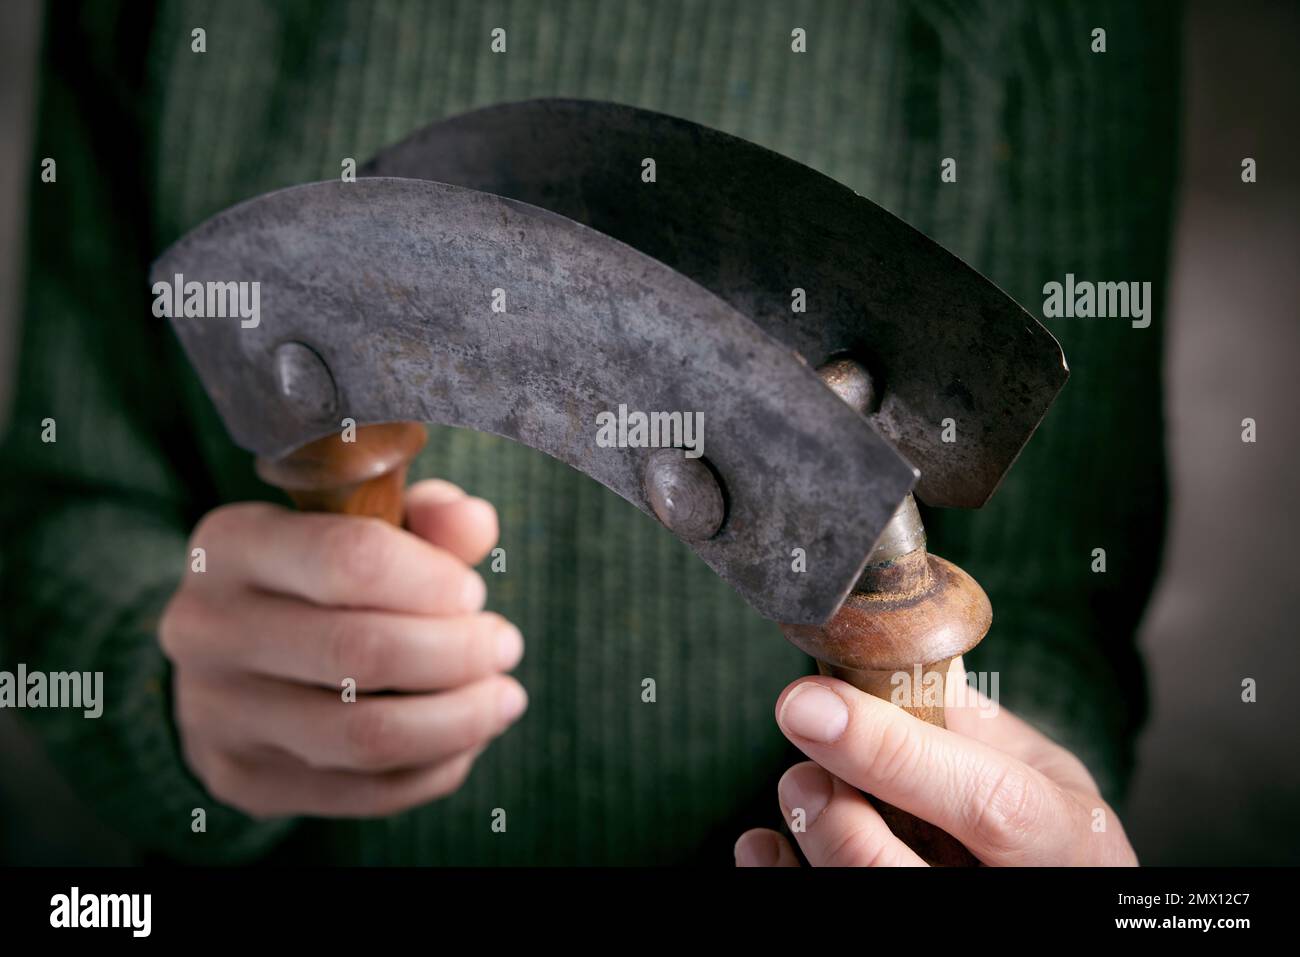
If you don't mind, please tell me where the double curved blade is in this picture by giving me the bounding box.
[152,178,917,624]
[364,98,1068,508]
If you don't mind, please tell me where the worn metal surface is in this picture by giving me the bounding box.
[816,356,877,418]
[364,98,1069,508]
[152,177,919,624]
[862,494,927,568]
[643,449,726,542]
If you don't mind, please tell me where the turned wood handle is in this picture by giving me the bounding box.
[818,658,980,867]
[781,548,992,867]
[254,422,428,525]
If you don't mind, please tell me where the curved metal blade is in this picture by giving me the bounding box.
[364,98,1068,508]
[151,178,918,624]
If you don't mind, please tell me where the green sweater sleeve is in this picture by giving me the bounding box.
[0,5,293,863]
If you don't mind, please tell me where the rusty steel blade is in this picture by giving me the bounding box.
[151,177,919,624]
[363,98,1069,508]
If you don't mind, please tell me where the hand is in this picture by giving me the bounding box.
[734,660,1137,866]
[159,480,526,819]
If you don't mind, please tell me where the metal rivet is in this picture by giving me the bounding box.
[274,341,337,421]
[643,449,725,541]
[816,356,876,415]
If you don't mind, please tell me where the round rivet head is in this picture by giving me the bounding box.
[643,449,725,541]
[274,341,337,421]
[816,356,876,414]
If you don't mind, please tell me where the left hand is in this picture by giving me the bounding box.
[734,660,1137,866]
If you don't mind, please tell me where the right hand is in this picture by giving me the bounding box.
[158,479,526,819]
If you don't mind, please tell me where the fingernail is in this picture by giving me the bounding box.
[499,682,528,723]
[778,683,849,742]
[734,832,780,867]
[779,764,834,826]
[462,573,487,610]
[496,623,524,670]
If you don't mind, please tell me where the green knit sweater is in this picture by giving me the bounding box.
[0,0,1178,865]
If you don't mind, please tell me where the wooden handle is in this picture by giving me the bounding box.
[254,422,427,525]
[781,540,993,867]
[818,657,979,867]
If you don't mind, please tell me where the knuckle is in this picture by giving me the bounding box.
[188,745,286,822]
[343,704,402,770]
[329,622,389,687]
[323,519,394,594]
[157,593,205,661]
[969,765,1044,854]
[189,509,226,549]
[156,597,184,659]
[822,825,893,868]
[866,716,923,787]
[191,502,254,547]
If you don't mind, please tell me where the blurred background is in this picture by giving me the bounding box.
[1,0,1296,865]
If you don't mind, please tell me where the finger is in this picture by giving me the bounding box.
[404,480,499,566]
[776,762,927,867]
[172,589,523,691]
[942,659,1098,792]
[775,677,1081,865]
[205,745,483,819]
[734,828,801,867]
[194,503,486,614]
[199,672,528,772]
[940,655,1032,750]
[942,657,1045,755]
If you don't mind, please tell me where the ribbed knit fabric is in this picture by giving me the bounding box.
[0,0,1179,864]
